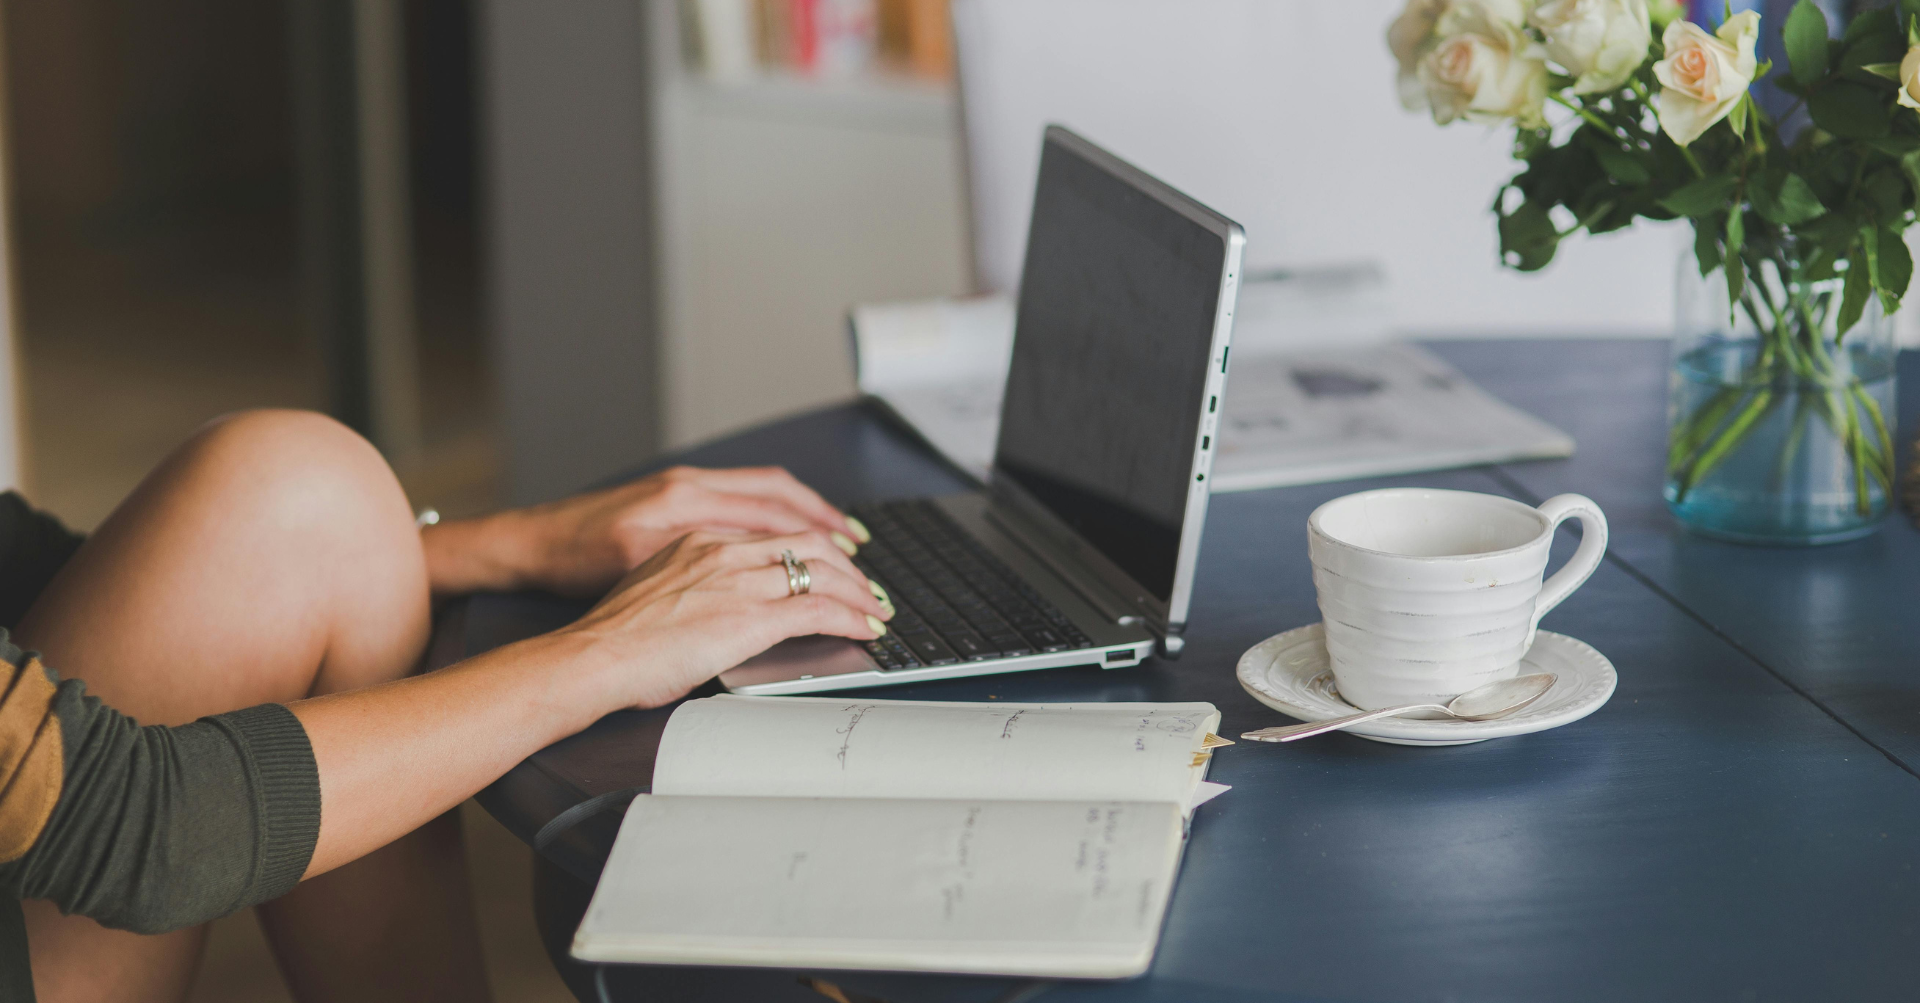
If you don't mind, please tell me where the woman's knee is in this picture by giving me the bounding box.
[172,410,412,532]
[112,409,429,684]
[182,411,429,665]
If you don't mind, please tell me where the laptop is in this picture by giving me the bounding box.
[720,125,1244,696]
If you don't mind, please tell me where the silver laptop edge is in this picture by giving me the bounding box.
[722,124,1244,694]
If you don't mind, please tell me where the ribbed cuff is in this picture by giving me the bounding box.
[210,703,322,902]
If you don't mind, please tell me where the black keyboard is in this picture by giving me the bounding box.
[849,500,1094,671]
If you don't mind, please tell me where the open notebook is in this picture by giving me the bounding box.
[572,695,1228,978]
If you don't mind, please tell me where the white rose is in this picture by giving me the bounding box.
[1899,45,1920,112]
[1416,2,1550,128]
[1389,0,1451,109]
[1528,0,1652,94]
[1652,11,1759,147]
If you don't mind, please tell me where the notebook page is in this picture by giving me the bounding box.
[651,696,1220,808]
[572,794,1185,978]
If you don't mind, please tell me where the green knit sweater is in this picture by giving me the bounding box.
[0,492,321,1002]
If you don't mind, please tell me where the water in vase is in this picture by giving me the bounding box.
[1665,338,1895,546]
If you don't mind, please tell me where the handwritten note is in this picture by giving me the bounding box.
[650,696,1222,813]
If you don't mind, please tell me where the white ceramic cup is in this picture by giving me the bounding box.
[1307,488,1608,712]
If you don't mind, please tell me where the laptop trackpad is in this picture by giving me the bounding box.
[722,635,875,690]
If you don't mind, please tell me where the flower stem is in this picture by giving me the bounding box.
[1549,93,1624,138]
[1676,388,1774,501]
[1679,145,1706,178]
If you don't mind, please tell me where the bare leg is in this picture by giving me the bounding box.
[16,410,491,1003]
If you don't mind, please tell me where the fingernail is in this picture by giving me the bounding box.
[832,531,858,556]
[845,515,872,544]
[866,614,887,636]
[878,599,896,619]
[867,579,889,602]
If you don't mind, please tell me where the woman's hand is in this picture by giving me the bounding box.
[561,529,890,709]
[294,527,890,876]
[421,466,871,598]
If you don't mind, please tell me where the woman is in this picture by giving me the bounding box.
[0,409,892,1003]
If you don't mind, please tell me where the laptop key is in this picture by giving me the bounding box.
[986,634,1032,656]
[898,631,960,665]
[943,629,1000,660]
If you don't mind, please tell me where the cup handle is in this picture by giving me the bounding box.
[1527,493,1608,650]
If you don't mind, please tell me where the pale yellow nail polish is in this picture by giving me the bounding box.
[867,579,889,602]
[866,614,887,635]
[846,515,873,544]
[832,531,858,556]
[878,599,896,619]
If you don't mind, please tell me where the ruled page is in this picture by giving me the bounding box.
[572,794,1186,977]
[649,695,1221,810]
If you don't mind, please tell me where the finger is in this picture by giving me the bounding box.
[739,560,888,621]
[706,531,872,596]
[765,592,887,642]
[674,490,818,537]
[684,466,863,542]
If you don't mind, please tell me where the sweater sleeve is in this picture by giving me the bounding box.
[0,493,85,631]
[0,631,321,935]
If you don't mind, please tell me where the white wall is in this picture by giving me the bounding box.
[954,0,1685,339]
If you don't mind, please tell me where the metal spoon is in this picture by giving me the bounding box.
[1240,672,1558,743]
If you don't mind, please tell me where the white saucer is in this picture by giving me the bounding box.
[1235,623,1617,746]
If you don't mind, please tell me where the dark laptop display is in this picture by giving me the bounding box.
[994,138,1229,602]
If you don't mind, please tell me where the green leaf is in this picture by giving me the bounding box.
[1579,130,1652,185]
[1786,0,1832,86]
[1867,169,1908,222]
[1860,61,1904,80]
[1808,81,1892,139]
[1843,5,1895,45]
[1659,174,1739,217]
[1750,171,1828,225]
[1869,136,1920,155]
[1727,93,1751,138]
[1901,148,1920,202]
[1839,253,1872,339]
[1497,199,1559,272]
[1874,226,1913,310]
[1693,217,1724,277]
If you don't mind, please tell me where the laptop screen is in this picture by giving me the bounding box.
[991,133,1228,604]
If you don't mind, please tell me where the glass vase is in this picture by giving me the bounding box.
[1665,252,1897,546]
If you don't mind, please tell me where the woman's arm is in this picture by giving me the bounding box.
[295,527,887,876]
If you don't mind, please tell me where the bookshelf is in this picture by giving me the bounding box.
[480,0,968,501]
[649,0,971,448]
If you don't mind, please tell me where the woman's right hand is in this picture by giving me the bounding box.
[558,529,892,710]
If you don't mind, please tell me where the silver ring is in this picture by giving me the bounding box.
[781,549,811,596]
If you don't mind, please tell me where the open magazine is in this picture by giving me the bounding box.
[849,273,1573,491]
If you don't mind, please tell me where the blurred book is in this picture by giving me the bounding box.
[849,271,1575,491]
[684,0,950,80]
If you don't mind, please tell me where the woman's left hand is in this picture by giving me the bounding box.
[421,465,872,597]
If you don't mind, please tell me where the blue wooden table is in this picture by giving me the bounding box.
[453,340,1920,1003]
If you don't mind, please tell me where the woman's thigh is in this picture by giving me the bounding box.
[17,409,433,1003]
